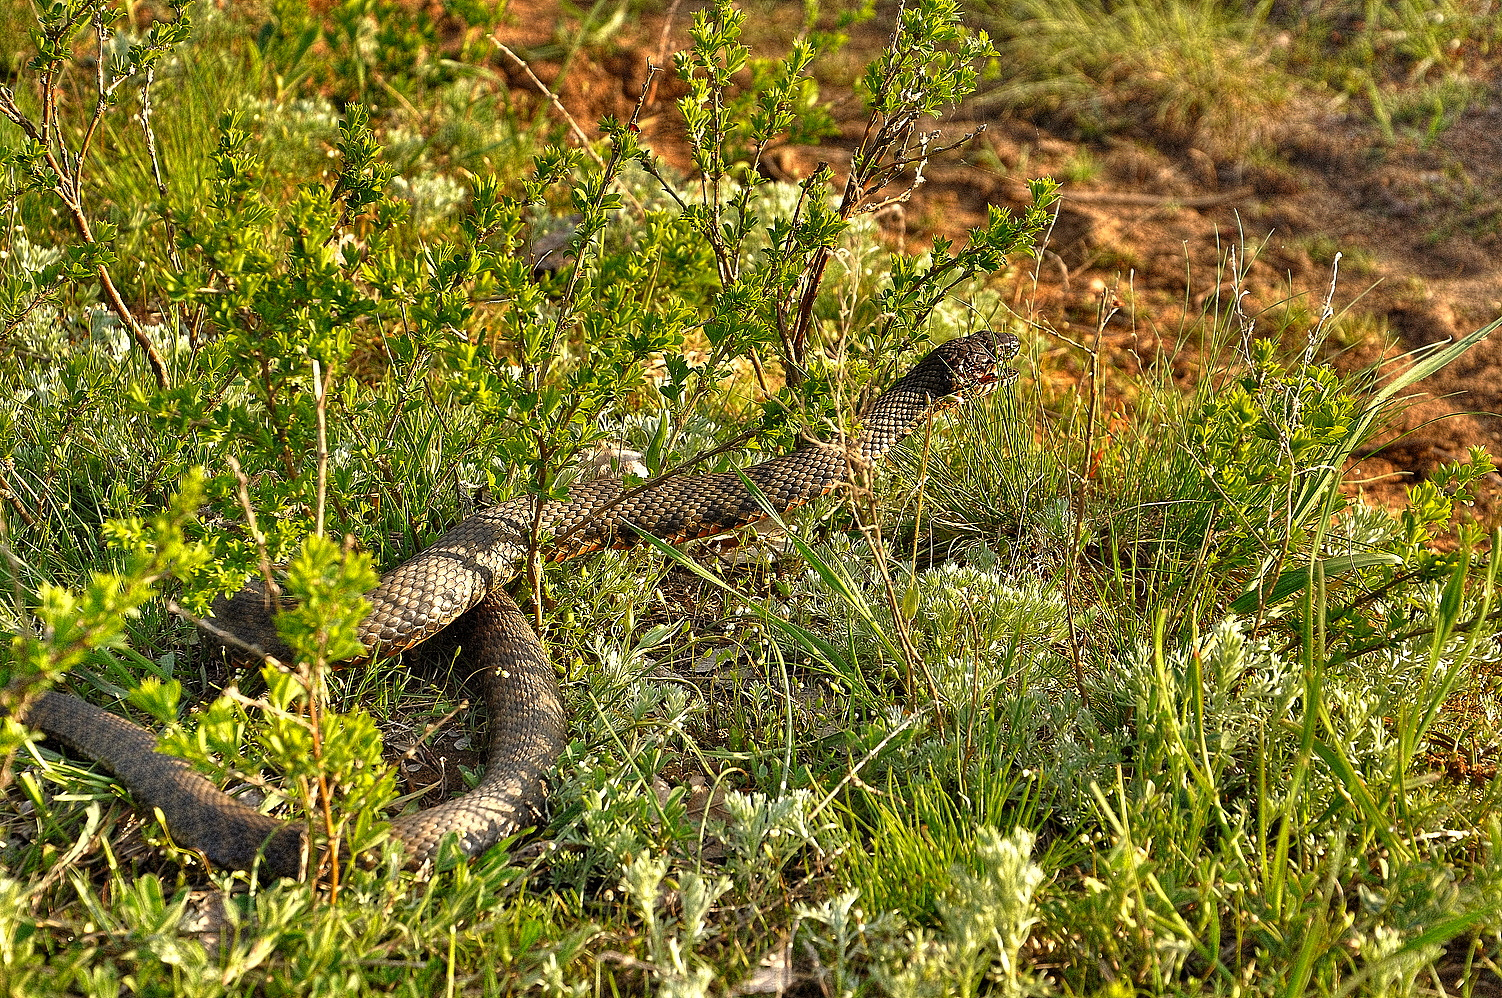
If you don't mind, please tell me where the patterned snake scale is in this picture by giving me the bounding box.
[25,330,1020,879]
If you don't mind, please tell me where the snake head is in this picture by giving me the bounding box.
[912,329,1022,403]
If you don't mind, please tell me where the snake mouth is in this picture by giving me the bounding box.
[940,371,1005,407]
[978,367,1017,391]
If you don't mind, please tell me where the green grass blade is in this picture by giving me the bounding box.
[1230,552,1403,615]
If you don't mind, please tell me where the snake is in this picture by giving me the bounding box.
[23,329,1019,879]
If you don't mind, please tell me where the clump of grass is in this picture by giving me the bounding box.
[973,0,1295,159]
[1319,248,1384,298]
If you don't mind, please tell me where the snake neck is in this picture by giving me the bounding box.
[854,381,945,466]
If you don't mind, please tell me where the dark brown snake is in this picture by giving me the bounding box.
[24,330,1019,879]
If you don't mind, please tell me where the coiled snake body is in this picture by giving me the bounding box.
[25,330,1019,879]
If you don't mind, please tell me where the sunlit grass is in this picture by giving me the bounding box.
[974,0,1293,158]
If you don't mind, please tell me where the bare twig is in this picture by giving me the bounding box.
[139,65,183,273]
[76,12,113,172]
[647,0,684,107]
[487,39,651,220]
[0,464,38,530]
[225,455,277,605]
[808,710,919,820]
[0,86,170,389]
[489,39,606,169]
[783,114,987,380]
[166,598,284,669]
[1061,187,1252,208]
[1063,287,1116,711]
[313,358,330,538]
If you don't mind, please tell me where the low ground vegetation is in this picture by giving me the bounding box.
[2,1,1502,994]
